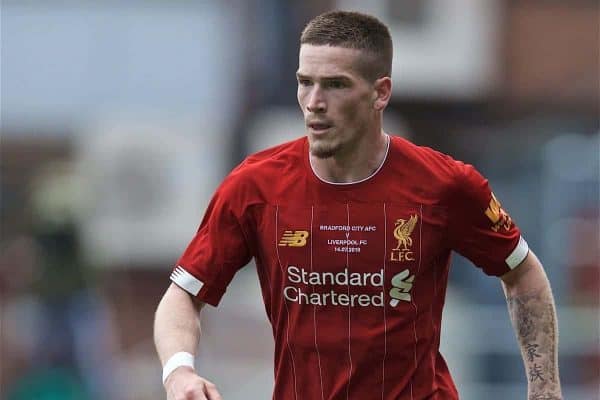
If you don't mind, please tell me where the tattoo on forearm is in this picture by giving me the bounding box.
[525,343,542,362]
[506,287,561,399]
[529,364,544,382]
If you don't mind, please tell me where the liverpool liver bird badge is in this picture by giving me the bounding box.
[393,215,418,251]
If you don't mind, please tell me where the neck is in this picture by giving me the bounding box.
[310,130,389,184]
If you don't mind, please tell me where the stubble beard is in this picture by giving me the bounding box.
[309,137,342,159]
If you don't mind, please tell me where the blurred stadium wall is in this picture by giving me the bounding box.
[1,1,598,399]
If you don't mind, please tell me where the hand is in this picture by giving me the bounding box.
[164,367,223,400]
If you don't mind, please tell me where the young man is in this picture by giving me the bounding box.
[154,11,562,400]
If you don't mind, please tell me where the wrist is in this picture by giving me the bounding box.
[162,351,195,384]
[528,388,562,400]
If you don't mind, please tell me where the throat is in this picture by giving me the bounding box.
[310,134,390,184]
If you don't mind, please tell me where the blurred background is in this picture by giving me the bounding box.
[1,1,598,399]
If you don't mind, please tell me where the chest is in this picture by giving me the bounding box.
[254,202,448,277]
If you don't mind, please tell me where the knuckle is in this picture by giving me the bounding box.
[182,386,201,398]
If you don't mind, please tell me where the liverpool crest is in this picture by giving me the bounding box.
[390,215,418,262]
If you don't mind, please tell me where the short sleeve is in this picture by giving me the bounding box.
[448,162,529,276]
[170,179,253,306]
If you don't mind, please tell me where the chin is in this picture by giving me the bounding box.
[309,142,339,159]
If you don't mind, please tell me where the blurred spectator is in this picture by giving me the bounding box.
[3,162,119,400]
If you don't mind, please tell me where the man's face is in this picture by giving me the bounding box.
[297,45,377,159]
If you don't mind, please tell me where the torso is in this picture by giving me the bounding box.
[238,136,459,399]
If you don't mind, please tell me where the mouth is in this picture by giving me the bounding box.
[307,122,333,133]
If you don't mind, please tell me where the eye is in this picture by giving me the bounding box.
[297,78,312,86]
[325,80,346,89]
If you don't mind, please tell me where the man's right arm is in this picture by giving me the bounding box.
[154,283,222,400]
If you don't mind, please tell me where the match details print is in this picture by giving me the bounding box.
[319,224,376,253]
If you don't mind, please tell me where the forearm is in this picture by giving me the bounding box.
[154,283,203,365]
[502,254,562,399]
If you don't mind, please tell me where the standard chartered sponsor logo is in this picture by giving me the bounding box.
[284,286,385,307]
[287,265,383,286]
[283,265,414,308]
[389,269,415,306]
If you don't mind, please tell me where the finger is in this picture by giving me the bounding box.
[202,379,223,400]
[167,386,207,400]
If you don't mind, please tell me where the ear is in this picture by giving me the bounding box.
[372,77,392,111]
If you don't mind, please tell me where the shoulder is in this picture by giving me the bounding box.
[389,135,466,182]
[392,135,458,169]
[218,136,306,197]
[388,135,486,202]
[242,136,306,169]
[231,136,305,180]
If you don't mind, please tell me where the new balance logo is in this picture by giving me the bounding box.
[389,269,415,306]
[279,230,309,247]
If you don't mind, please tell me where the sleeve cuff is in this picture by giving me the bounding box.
[170,266,204,296]
[505,236,529,269]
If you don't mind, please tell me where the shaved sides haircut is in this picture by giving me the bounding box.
[300,10,393,82]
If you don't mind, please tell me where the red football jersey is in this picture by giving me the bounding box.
[171,135,529,400]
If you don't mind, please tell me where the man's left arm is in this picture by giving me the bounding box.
[501,250,563,400]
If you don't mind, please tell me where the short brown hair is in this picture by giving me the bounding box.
[300,10,393,81]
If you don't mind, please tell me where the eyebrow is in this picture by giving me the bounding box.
[296,73,352,82]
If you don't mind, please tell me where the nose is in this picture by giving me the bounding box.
[306,86,326,114]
